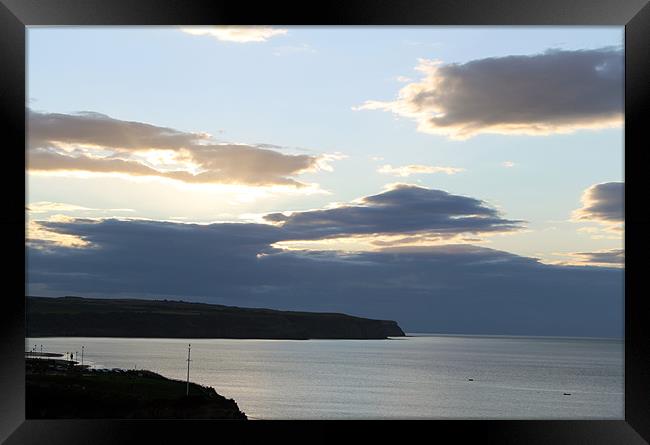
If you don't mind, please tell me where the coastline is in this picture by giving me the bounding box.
[27,296,406,340]
[25,335,623,419]
[26,357,247,419]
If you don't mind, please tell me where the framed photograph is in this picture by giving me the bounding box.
[1,0,649,443]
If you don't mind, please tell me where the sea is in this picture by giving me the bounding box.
[26,334,624,419]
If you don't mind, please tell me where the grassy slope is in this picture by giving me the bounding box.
[26,359,247,419]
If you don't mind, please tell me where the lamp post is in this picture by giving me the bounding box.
[186,344,192,396]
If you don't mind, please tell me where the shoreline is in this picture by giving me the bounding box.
[27,333,623,341]
[26,357,247,420]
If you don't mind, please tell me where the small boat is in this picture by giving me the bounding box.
[468,378,474,381]
[563,393,571,396]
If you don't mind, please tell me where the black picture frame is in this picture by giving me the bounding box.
[1,0,648,443]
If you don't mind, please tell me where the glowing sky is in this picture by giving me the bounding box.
[27,26,623,261]
[25,27,625,335]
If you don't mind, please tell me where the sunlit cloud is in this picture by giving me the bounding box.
[179,26,288,43]
[27,219,91,249]
[25,201,135,218]
[28,110,336,189]
[311,152,348,173]
[27,184,524,253]
[272,232,486,253]
[356,48,623,139]
[377,164,464,177]
[27,202,133,214]
[546,248,624,268]
[569,248,625,267]
[572,182,624,237]
[573,182,624,223]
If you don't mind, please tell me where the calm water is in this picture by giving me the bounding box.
[26,335,623,419]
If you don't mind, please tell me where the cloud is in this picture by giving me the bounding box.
[179,26,288,43]
[357,48,623,139]
[27,219,91,249]
[29,110,208,150]
[28,110,329,187]
[27,218,623,337]
[573,182,624,224]
[567,248,624,267]
[377,164,464,177]
[264,184,523,240]
[27,202,134,215]
[29,184,523,247]
[502,161,516,168]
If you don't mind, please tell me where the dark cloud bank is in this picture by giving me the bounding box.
[28,186,623,338]
[264,184,523,239]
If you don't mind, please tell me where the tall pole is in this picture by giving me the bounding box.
[186,344,191,396]
[81,346,84,366]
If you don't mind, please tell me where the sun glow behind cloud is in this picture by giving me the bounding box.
[27,219,90,249]
[27,110,345,195]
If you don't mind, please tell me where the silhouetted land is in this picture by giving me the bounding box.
[27,296,405,339]
[26,358,247,419]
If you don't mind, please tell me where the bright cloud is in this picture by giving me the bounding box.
[179,26,288,43]
[27,219,90,249]
[377,164,464,177]
[28,110,338,188]
[27,202,134,215]
[549,248,624,268]
[570,248,624,267]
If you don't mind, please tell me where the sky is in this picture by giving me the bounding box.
[25,26,625,336]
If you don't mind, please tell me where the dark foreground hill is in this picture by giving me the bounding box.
[26,296,405,339]
[26,358,246,419]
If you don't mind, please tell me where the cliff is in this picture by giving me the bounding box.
[26,296,406,340]
[26,358,246,419]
